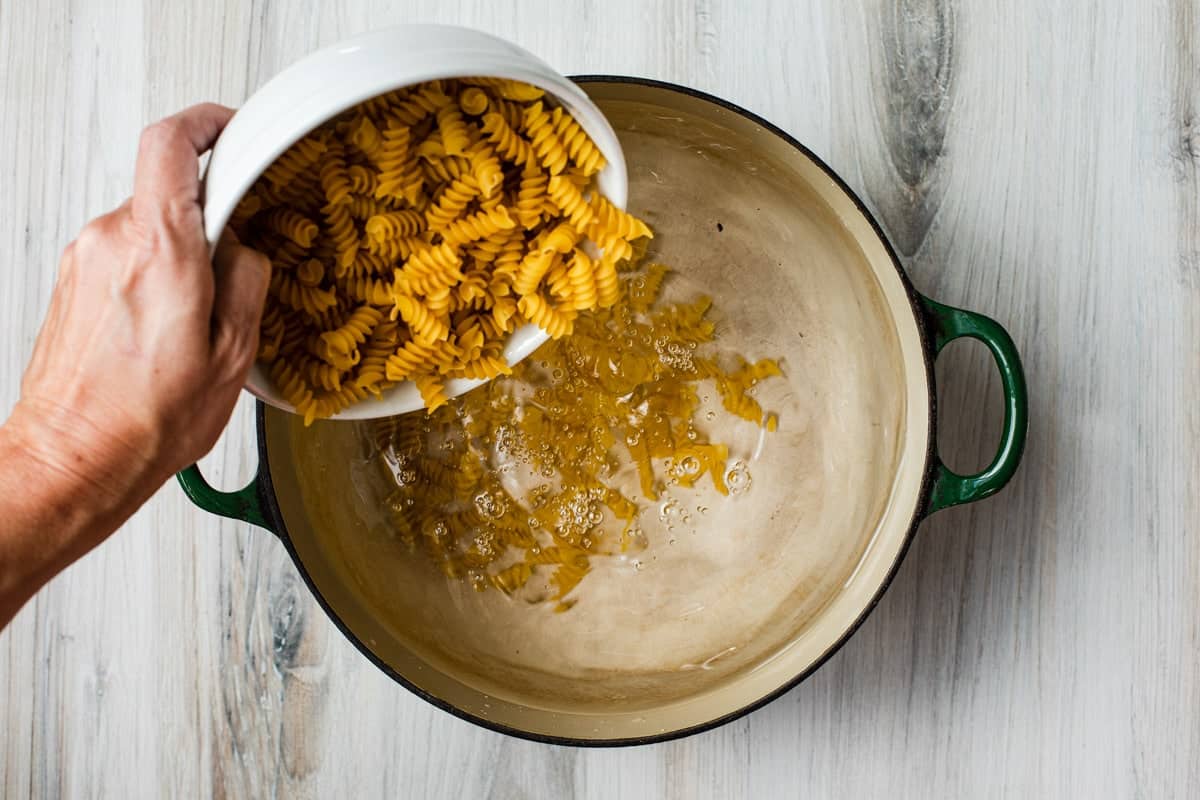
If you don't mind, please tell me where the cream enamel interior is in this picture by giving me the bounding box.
[260,82,933,742]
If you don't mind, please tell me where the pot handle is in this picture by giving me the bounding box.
[919,296,1028,517]
[176,464,278,534]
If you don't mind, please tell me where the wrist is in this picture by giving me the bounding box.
[0,408,138,625]
[5,399,158,521]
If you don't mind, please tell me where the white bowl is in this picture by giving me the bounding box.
[202,24,629,420]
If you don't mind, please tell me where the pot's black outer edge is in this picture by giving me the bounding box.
[255,75,942,748]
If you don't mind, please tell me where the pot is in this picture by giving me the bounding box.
[181,78,1027,745]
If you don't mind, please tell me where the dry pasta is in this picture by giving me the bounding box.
[230,78,648,424]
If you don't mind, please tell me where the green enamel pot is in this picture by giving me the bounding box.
[180,78,1027,746]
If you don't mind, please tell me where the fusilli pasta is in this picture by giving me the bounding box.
[232,77,654,422]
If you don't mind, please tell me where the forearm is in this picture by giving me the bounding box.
[0,405,146,628]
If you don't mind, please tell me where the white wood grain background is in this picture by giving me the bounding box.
[1,1,1197,797]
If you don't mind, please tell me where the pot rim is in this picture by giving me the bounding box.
[256,75,941,747]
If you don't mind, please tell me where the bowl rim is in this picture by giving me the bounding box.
[254,75,941,747]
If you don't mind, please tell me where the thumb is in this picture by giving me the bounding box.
[211,232,271,383]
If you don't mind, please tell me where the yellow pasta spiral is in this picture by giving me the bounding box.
[263,208,319,247]
[387,85,453,127]
[546,175,595,229]
[262,135,326,187]
[346,195,388,220]
[545,260,573,302]
[522,101,569,175]
[385,339,436,381]
[491,296,519,332]
[480,112,535,167]
[346,114,383,162]
[512,248,556,296]
[491,234,526,283]
[420,154,471,184]
[436,104,471,156]
[313,382,371,421]
[538,221,580,254]
[395,242,464,296]
[365,210,424,243]
[366,233,421,262]
[592,231,635,264]
[321,201,359,268]
[295,258,325,287]
[588,194,654,241]
[320,304,383,356]
[465,140,503,196]
[453,353,512,381]
[517,293,576,338]
[268,359,316,419]
[270,271,338,317]
[346,164,377,195]
[319,144,353,205]
[345,250,394,279]
[441,206,516,249]
[353,321,400,395]
[298,354,343,391]
[309,334,360,371]
[550,106,607,176]
[396,294,450,344]
[255,170,322,211]
[338,274,393,305]
[455,270,491,307]
[359,88,410,119]
[566,249,599,310]
[594,253,620,308]
[425,174,480,230]
[413,373,449,412]
[458,87,489,116]
[463,77,545,102]
[374,124,421,203]
[514,164,549,228]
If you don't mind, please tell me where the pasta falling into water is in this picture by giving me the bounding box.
[366,259,783,611]
[230,77,641,424]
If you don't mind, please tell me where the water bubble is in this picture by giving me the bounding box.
[705,411,716,421]
[659,498,681,524]
[726,460,753,496]
[680,456,700,474]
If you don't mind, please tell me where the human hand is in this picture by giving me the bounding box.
[7,103,270,518]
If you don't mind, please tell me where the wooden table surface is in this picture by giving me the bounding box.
[2,1,1197,797]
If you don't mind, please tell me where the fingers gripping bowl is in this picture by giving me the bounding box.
[201,25,629,419]
[183,43,1028,744]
